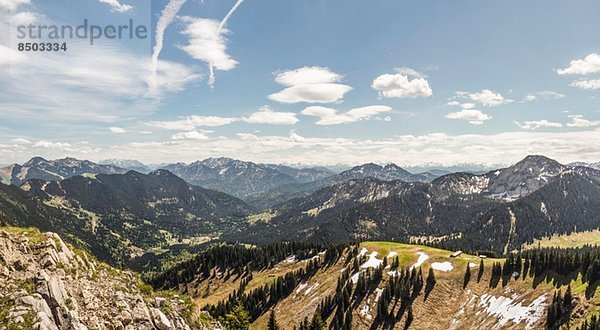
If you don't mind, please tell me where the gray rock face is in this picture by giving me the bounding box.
[486,155,565,199]
[0,229,195,329]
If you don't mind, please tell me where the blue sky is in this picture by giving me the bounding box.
[0,0,599,166]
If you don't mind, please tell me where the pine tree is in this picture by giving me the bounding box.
[223,302,251,330]
[310,313,326,330]
[267,309,280,330]
[564,285,572,308]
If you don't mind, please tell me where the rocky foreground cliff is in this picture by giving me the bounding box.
[0,227,220,330]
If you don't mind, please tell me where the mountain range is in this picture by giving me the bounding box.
[0,157,126,186]
[1,154,599,266]
[232,156,600,255]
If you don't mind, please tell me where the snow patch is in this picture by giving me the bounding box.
[431,261,454,272]
[304,283,319,295]
[410,252,429,270]
[360,304,372,320]
[374,288,384,302]
[295,283,308,293]
[478,294,547,329]
[360,252,383,269]
[387,251,398,259]
[469,263,479,268]
[358,247,368,258]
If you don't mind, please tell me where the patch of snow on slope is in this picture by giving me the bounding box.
[431,262,454,272]
[360,304,372,320]
[350,272,362,284]
[304,283,319,295]
[387,251,398,259]
[295,283,308,294]
[358,247,368,257]
[409,252,429,270]
[374,288,384,302]
[478,294,547,329]
[469,262,479,268]
[361,252,383,269]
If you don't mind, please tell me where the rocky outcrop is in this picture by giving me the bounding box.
[0,228,200,329]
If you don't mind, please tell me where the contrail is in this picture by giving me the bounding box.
[151,0,188,91]
[208,0,245,87]
[220,0,245,29]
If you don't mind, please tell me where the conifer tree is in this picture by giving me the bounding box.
[268,309,280,330]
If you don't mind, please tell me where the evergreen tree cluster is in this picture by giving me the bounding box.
[148,241,347,289]
[580,315,600,330]
[520,246,600,285]
[547,286,573,329]
[209,258,322,321]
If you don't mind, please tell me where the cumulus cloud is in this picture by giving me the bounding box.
[171,131,210,140]
[445,109,492,125]
[302,105,392,125]
[372,68,432,99]
[557,53,600,75]
[515,120,563,130]
[243,106,299,125]
[521,91,566,102]
[148,115,239,130]
[109,127,127,133]
[275,66,343,86]
[467,89,510,107]
[269,66,352,104]
[567,115,600,128]
[15,131,600,168]
[9,138,31,145]
[570,79,600,90]
[34,140,72,148]
[98,0,132,13]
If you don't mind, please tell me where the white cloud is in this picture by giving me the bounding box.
[521,91,566,102]
[10,11,38,25]
[147,115,239,130]
[269,67,352,104]
[98,0,132,13]
[372,68,432,99]
[171,131,210,140]
[14,131,600,168]
[468,89,510,107]
[515,120,563,130]
[179,17,238,86]
[151,0,189,91]
[269,84,353,104]
[0,0,29,11]
[109,127,127,133]
[570,79,600,90]
[0,41,200,122]
[274,66,342,86]
[557,53,600,75]
[243,106,299,125]
[9,138,30,145]
[567,115,600,128]
[34,140,72,148]
[445,109,491,125]
[302,105,392,125]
